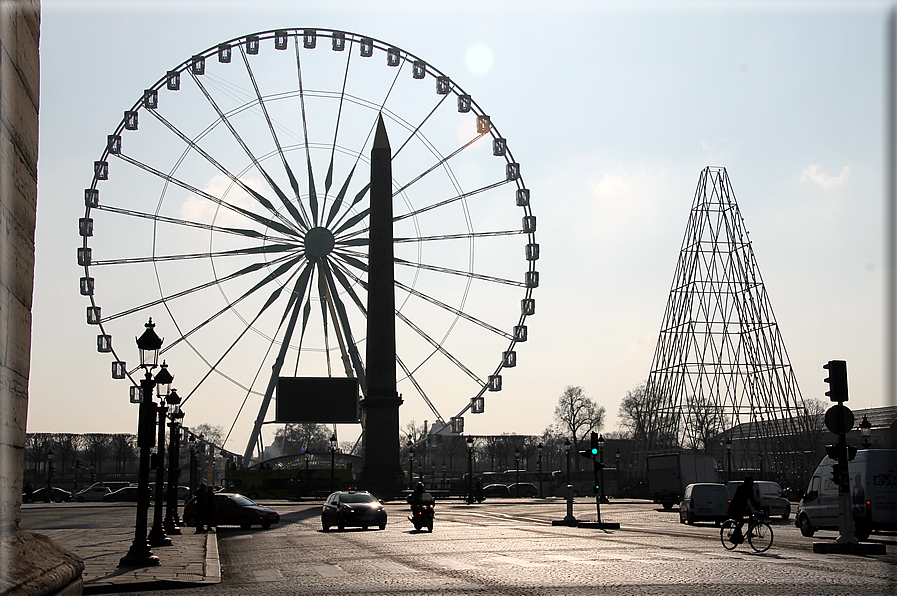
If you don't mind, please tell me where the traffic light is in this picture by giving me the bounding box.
[823,360,848,402]
[590,432,600,458]
[577,449,592,460]
[830,463,842,483]
[593,471,600,495]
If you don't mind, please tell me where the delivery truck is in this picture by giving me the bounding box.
[647,452,719,510]
[796,449,897,540]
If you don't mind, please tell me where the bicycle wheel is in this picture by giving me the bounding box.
[748,521,773,553]
[720,519,739,550]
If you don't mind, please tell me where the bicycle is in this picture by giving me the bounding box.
[720,512,774,553]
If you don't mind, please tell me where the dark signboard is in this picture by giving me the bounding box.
[276,377,360,423]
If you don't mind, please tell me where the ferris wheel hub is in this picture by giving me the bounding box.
[304,226,336,258]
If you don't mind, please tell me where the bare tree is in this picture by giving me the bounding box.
[275,423,331,455]
[83,434,112,473]
[554,386,605,468]
[110,433,136,473]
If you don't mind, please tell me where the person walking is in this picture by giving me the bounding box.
[204,485,217,532]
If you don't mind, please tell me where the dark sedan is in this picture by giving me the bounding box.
[482,483,511,498]
[183,493,279,530]
[27,487,72,503]
[321,490,387,531]
[507,483,539,498]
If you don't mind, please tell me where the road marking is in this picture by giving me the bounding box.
[250,568,283,582]
[311,564,349,578]
[487,555,548,568]
[369,560,418,573]
[432,557,476,570]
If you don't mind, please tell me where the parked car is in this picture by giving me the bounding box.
[103,485,144,502]
[726,480,791,520]
[28,487,72,503]
[75,486,111,502]
[679,483,729,525]
[321,490,387,531]
[482,484,511,498]
[94,481,130,493]
[183,493,279,530]
[507,483,539,498]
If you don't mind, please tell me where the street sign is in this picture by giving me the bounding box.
[824,404,854,435]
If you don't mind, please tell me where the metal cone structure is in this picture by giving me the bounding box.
[632,167,816,484]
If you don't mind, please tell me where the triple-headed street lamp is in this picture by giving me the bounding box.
[466,436,474,504]
[537,443,544,498]
[164,388,184,534]
[408,441,415,489]
[120,318,167,567]
[148,361,174,548]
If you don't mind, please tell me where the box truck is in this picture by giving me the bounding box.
[647,453,718,510]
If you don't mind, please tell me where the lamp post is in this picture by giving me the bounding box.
[431,462,435,485]
[120,318,164,567]
[188,434,197,497]
[615,448,621,497]
[537,443,544,498]
[408,441,415,489]
[164,388,183,534]
[758,453,763,480]
[466,436,474,504]
[329,434,337,493]
[148,361,174,547]
[304,454,310,501]
[860,415,872,448]
[441,461,446,489]
[726,437,732,483]
[514,447,521,497]
[46,449,53,503]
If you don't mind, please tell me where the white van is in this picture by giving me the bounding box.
[726,480,791,520]
[796,449,897,540]
[679,483,729,525]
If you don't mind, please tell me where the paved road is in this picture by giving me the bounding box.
[21,499,897,595]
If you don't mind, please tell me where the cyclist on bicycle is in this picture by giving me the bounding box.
[727,476,761,544]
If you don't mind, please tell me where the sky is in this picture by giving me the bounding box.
[28,0,896,458]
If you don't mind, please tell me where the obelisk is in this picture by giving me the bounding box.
[357,114,404,499]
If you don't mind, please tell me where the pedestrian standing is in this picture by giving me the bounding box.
[195,482,208,534]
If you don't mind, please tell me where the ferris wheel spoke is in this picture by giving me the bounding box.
[392,131,488,197]
[393,279,513,340]
[91,243,298,267]
[187,72,309,233]
[92,200,270,243]
[237,45,313,230]
[330,250,368,275]
[329,182,370,233]
[319,260,367,392]
[393,180,510,223]
[291,299,314,377]
[146,109,302,235]
[333,207,370,237]
[323,43,353,202]
[293,38,320,227]
[395,354,444,422]
[328,258,368,315]
[393,257,524,287]
[159,253,307,354]
[180,261,312,406]
[394,309,484,388]
[324,164,360,227]
[394,230,525,243]
[391,93,451,160]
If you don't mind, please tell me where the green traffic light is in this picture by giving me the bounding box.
[590,448,598,455]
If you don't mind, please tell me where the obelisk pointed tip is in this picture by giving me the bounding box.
[373,113,390,151]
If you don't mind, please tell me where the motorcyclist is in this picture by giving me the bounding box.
[407,482,429,509]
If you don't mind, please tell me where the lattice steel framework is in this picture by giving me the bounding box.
[631,167,816,483]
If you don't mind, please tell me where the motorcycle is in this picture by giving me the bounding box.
[408,493,435,532]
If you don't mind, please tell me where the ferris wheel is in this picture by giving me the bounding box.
[78,29,538,459]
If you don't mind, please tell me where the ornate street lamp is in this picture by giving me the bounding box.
[441,461,447,489]
[148,361,174,547]
[615,448,621,496]
[564,438,571,485]
[537,443,544,498]
[514,447,521,497]
[188,434,197,496]
[408,441,415,489]
[860,415,872,448]
[46,449,54,502]
[120,318,164,567]
[725,437,733,483]
[164,388,184,534]
[466,436,474,504]
[329,434,337,493]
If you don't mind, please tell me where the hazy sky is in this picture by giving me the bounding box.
[28,0,894,457]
